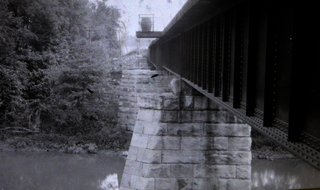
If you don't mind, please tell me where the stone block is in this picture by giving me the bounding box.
[167,123,203,136]
[236,166,251,179]
[147,136,163,150]
[192,111,207,122]
[119,186,132,190]
[136,148,161,164]
[160,111,179,122]
[133,121,144,134]
[144,122,167,136]
[179,111,192,122]
[155,178,176,190]
[194,178,219,190]
[137,109,154,122]
[119,107,139,114]
[207,111,220,123]
[131,175,155,190]
[153,110,162,121]
[181,137,201,150]
[127,146,138,161]
[181,96,193,109]
[204,151,251,165]
[213,137,228,150]
[163,136,181,150]
[170,164,193,177]
[123,160,143,176]
[162,150,204,164]
[120,173,131,188]
[163,97,180,110]
[142,164,170,178]
[204,124,251,137]
[208,100,223,110]
[130,133,148,148]
[138,95,163,109]
[226,179,251,190]
[194,165,236,179]
[228,137,251,151]
[194,96,208,110]
[218,179,228,190]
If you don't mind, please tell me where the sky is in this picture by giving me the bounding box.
[105,0,187,36]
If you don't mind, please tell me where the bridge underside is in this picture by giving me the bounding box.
[149,0,320,170]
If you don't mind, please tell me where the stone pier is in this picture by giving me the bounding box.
[118,67,251,190]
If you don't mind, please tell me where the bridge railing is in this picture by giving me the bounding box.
[149,0,320,170]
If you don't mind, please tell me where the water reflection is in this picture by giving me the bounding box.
[99,173,119,190]
[0,151,125,190]
[252,159,320,190]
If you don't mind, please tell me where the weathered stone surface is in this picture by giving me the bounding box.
[147,136,163,150]
[130,133,149,148]
[133,121,144,134]
[192,111,207,122]
[179,110,192,122]
[119,69,252,190]
[170,164,193,177]
[123,160,143,176]
[119,186,132,190]
[162,150,205,164]
[204,151,252,165]
[204,124,251,137]
[228,137,251,151]
[195,178,219,190]
[120,173,132,188]
[163,97,180,110]
[213,137,228,150]
[169,78,181,95]
[181,96,193,109]
[153,110,162,121]
[138,95,163,109]
[160,111,179,122]
[226,179,251,190]
[236,165,251,179]
[167,123,203,136]
[127,146,138,161]
[143,164,170,178]
[143,122,167,136]
[131,175,155,190]
[194,165,236,179]
[194,96,208,110]
[137,109,154,122]
[155,178,176,190]
[163,136,181,150]
[181,137,201,150]
[136,148,161,164]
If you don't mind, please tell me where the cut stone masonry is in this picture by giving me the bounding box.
[119,67,252,190]
[120,71,251,190]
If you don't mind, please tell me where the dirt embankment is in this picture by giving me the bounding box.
[251,129,296,160]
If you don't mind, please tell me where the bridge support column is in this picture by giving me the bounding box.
[120,78,252,190]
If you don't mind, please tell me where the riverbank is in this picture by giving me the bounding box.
[0,133,128,156]
[0,128,296,160]
[251,129,296,160]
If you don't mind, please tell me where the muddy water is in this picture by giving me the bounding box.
[1,151,320,190]
[252,159,320,190]
[0,151,125,190]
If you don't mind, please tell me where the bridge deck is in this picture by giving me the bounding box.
[148,0,320,170]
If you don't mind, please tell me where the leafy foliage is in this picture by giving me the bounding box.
[0,0,125,148]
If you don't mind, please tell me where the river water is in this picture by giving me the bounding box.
[0,151,320,190]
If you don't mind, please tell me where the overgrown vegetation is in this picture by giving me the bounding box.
[0,0,129,150]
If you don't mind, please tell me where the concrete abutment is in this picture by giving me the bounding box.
[118,66,251,190]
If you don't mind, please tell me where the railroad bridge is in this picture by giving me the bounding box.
[118,0,320,189]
